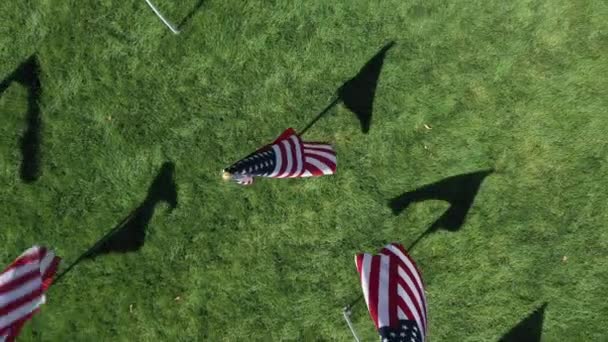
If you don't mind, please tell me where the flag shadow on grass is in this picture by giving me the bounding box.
[390,169,494,249]
[0,55,43,182]
[85,162,178,258]
[54,162,178,283]
[299,41,395,136]
[499,303,547,342]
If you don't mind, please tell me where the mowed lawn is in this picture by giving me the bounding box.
[1,0,607,340]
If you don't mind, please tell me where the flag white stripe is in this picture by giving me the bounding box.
[303,143,334,152]
[305,157,334,175]
[397,284,424,342]
[386,245,427,330]
[278,140,293,178]
[0,246,59,341]
[356,244,427,342]
[397,307,407,320]
[303,149,337,164]
[0,264,38,287]
[227,130,335,184]
[0,296,45,330]
[377,254,390,328]
[0,247,40,286]
[300,170,312,177]
[360,255,372,310]
[0,277,41,307]
[17,248,39,260]
[291,136,303,177]
[267,145,282,177]
[398,266,425,326]
[39,250,55,276]
[386,245,424,296]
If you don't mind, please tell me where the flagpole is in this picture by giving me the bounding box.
[343,306,361,342]
[345,295,364,310]
[144,0,180,34]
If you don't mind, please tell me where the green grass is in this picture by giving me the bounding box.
[1,0,607,340]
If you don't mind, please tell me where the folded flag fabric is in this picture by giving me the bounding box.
[355,243,428,342]
[223,128,337,185]
[0,246,60,342]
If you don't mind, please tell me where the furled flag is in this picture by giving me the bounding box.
[222,128,337,185]
[0,246,60,342]
[355,243,428,342]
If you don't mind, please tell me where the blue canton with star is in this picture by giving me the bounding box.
[378,320,422,342]
[225,149,276,176]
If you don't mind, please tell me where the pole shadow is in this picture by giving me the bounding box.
[299,41,395,136]
[298,97,340,136]
[0,55,42,182]
[178,0,205,30]
[390,169,494,248]
[54,162,178,283]
[499,303,547,342]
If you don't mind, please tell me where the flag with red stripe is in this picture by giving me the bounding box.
[355,243,428,342]
[0,246,60,342]
[223,128,337,185]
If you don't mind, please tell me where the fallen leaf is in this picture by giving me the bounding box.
[562,256,567,262]
[174,296,181,301]
[423,124,432,130]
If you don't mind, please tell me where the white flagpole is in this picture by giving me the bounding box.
[144,0,180,34]
[343,306,361,342]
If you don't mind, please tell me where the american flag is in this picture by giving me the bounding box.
[0,246,60,342]
[355,243,428,342]
[223,128,337,185]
